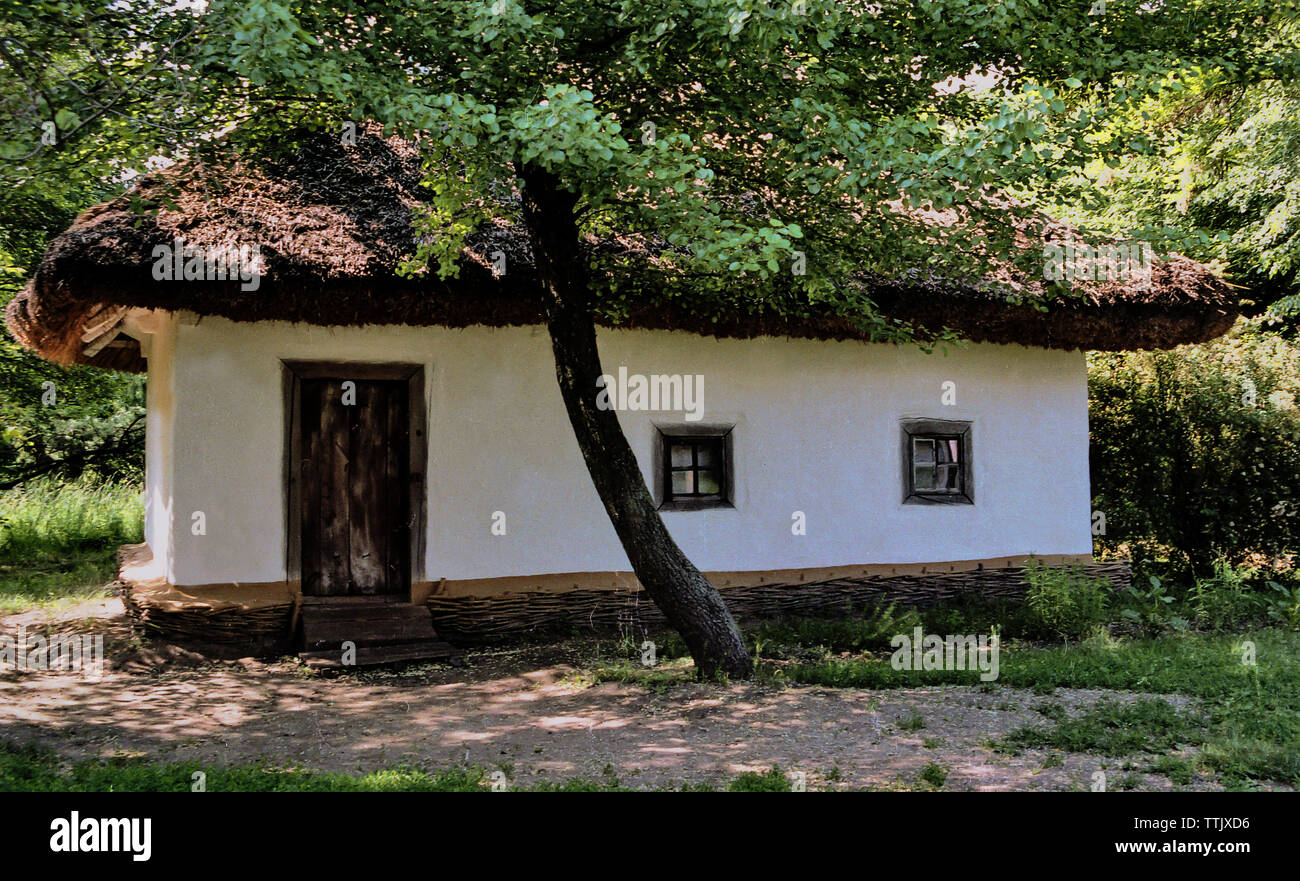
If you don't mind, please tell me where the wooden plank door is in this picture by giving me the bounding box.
[298,376,411,596]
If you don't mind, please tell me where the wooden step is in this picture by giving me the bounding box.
[301,594,406,606]
[301,602,437,647]
[300,639,458,670]
[297,600,459,668]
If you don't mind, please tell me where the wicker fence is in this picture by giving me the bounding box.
[427,560,1133,644]
[118,560,1132,654]
[117,585,296,658]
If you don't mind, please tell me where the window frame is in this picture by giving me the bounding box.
[655,425,734,511]
[901,418,974,505]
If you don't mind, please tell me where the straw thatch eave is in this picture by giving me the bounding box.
[5,128,1238,373]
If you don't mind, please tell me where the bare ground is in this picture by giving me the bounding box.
[0,599,1216,791]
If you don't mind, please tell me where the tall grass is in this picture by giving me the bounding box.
[0,478,143,562]
[0,478,143,611]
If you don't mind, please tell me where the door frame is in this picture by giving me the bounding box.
[282,360,427,598]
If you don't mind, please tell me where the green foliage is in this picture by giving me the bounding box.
[748,603,922,655]
[1263,580,1300,631]
[3,0,1289,343]
[0,478,142,612]
[0,742,491,792]
[0,2,1294,682]
[0,547,119,614]
[1191,561,1262,631]
[1024,561,1110,640]
[1089,327,1300,570]
[917,761,948,789]
[1146,755,1196,786]
[782,628,1300,784]
[0,478,143,562]
[0,1,211,480]
[0,0,237,187]
[0,354,144,486]
[588,657,696,689]
[915,595,1039,640]
[1118,575,1189,637]
[898,711,926,732]
[725,768,791,793]
[999,698,1207,757]
[0,744,617,792]
[1052,52,1300,329]
[0,28,146,491]
[0,741,808,792]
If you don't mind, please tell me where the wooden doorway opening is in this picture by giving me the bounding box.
[284,361,425,598]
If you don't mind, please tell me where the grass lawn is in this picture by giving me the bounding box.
[775,628,1299,786]
[0,741,797,792]
[0,479,141,613]
[585,621,1300,788]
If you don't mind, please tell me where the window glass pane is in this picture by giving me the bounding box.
[670,444,694,468]
[671,471,695,495]
[913,437,935,465]
[696,442,719,468]
[914,464,936,491]
[944,439,960,463]
[697,469,721,495]
[939,463,960,491]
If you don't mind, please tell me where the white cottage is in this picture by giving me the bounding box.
[6,131,1236,661]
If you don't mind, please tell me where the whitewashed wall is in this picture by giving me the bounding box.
[137,313,177,577]
[145,317,1093,586]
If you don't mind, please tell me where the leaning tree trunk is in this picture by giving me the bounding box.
[517,164,753,679]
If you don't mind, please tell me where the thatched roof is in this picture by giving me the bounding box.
[6,128,1237,374]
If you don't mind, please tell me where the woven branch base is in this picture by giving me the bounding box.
[428,561,1133,645]
[118,561,1131,656]
[117,581,296,659]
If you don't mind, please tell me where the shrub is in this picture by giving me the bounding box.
[1089,326,1300,571]
[748,603,922,655]
[917,595,1038,640]
[0,340,145,487]
[1117,575,1189,637]
[1264,580,1300,631]
[1023,562,1110,640]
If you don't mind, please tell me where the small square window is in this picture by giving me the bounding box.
[902,420,973,504]
[659,429,731,510]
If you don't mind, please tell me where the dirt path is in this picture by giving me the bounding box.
[0,602,1210,791]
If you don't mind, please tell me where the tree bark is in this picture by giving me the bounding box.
[517,163,753,679]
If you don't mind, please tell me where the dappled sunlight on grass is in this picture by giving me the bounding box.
[0,549,118,614]
[0,479,142,613]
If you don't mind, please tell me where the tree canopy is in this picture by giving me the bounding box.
[1051,19,1300,331]
[3,1,1293,330]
